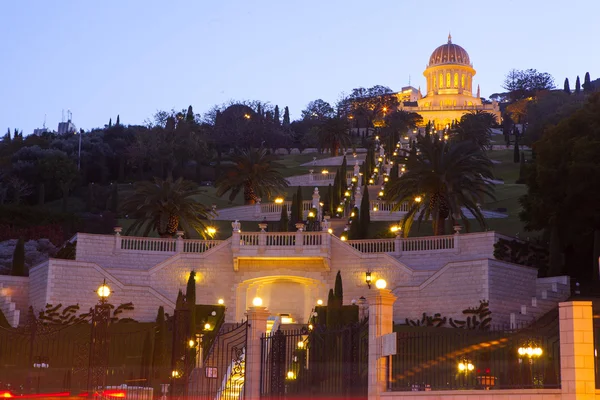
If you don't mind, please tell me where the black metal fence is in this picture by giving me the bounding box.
[389,324,560,391]
[0,322,169,398]
[260,321,369,399]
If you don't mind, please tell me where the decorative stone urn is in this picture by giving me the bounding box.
[258,223,268,232]
[113,227,122,235]
[176,231,185,238]
[453,225,462,234]
[295,223,305,232]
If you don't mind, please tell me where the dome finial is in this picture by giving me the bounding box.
[448,32,452,44]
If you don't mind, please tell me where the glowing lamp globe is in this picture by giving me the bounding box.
[317,299,323,306]
[375,279,387,289]
[204,323,211,330]
[252,297,263,307]
[97,282,111,299]
[218,298,224,305]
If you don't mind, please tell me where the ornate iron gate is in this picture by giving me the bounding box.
[260,320,369,399]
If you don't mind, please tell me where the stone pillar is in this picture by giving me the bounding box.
[176,231,184,253]
[254,199,261,218]
[367,288,396,400]
[231,221,241,253]
[559,301,595,400]
[394,235,402,256]
[354,161,360,177]
[312,187,320,218]
[245,306,269,400]
[113,227,122,252]
[354,185,362,208]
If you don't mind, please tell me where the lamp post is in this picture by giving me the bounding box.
[88,280,111,398]
[75,129,83,170]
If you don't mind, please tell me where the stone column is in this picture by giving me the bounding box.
[559,301,595,400]
[113,227,122,252]
[176,231,184,253]
[312,187,320,219]
[367,288,396,400]
[245,306,269,400]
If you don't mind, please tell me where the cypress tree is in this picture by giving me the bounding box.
[11,238,26,277]
[290,193,299,225]
[274,105,280,126]
[332,169,340,208]
[279,204,289,232]
[326,288,336,328]
[359,185,370,238]
[584,72,593,92]
[575,76,581,94]
[140,331,152,384]
[348,207,361,240]
[296,187,303,222]
[326,184,334,216]
[116,114,121,126]
[334,271,343,304]
[513,135,520,163]
[152,306,167,382]
[282,106,290,128]
[563,78,571,94]
[186,272,196,336]
[108,118,112,128]
[186,105,194,122]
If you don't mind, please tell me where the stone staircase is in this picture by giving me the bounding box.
[509,277,570,328]
[0,283,20,327]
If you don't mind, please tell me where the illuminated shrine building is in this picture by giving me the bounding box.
[400,34,501,130]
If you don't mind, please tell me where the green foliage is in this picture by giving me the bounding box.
[36,302,136,325]
[348,207,361,240]
[564,78,571,94]
[583,72,593,93]
[326,184,333,216]
[575,76,581,94]
[290,193,299,225]
[152,306,167,383]
[295,186,303,222]
[140,331,152,383]
[547,225,563,276]
[359,184,370,238]
[384,134,494,236]
[186,271,196,337]
[109,183,119,214]
[121,177,211,238]
[215,148,288,204]
[11,237,26,276]
[279,203,289,232]
[451,111,496,151]
[493,238,549,275]
[39,154,79,212]
[325,289,335,328]
[334,270,343,304]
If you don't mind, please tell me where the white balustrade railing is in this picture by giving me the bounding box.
[303,232,324,246]
[347,239,395,253]
[265,232,296,246]
[183,240,222,253]
[401,235,455,252]
[370,201,410,212]
[259,200,313,214]
[120,237,176,252]
[312,172,337,181]
[239,233,260,246]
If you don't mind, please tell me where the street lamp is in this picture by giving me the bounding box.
[375,279,387,289]
[97,279,111,303]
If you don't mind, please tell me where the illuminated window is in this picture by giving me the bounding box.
[433,75,437,89]
[446,73,451,88]
[439,73,443,88]
[454,73,458,88]
[461,75,465,88]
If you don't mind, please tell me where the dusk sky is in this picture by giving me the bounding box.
[2,0,599,135]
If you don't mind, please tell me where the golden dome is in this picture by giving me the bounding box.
[428,34,471,67]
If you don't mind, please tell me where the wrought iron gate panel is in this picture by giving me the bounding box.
[260,319,369,399]
[180,321,248,400]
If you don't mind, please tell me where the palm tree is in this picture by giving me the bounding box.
[121,177,212,238]
[215,148,288,204]
[384,134,495,236]
[318,117,351,156]
[451,111,496,151]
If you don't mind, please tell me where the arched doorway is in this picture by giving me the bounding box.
[235,275,328,323]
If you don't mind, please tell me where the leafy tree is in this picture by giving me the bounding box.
[109,183,119,214]
[301,99,335,121]
[11,237,26,276]
[152,306,167,382]
[381,110,422,146]
[186,271,196,337]
[575,76,581,94]
[384,134,495,236]
[121,177,212,237]
[359,184,370,238]
[140,331,152,384]
[318,117,351,156]
[39,155,79,212]
[348,207,361,240]
[340,86,400,135]
[564,78,571,94]
[326,184,333,216]
[215,148,288,204]
[520,93,600,281]
[502,69,555,101]
[583,72,593,93]
[279,204,289,232]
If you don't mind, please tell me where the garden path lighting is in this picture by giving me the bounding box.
[365,272,372,289]
[252,297,263,307]
[375,279,387,289]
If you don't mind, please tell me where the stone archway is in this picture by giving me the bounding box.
[234,275,328,323]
